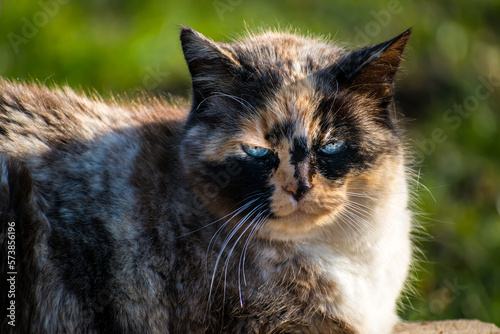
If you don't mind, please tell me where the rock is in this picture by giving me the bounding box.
[394,319,500,333]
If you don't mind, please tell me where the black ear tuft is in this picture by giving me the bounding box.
[336,29,411,99]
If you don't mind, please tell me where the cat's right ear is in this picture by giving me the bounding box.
[180,27,241,108]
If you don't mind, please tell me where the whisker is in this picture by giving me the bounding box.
[213,93,258,114]
[335,201,377,241]
[345,188,410,197]
[339,210,369,235]
[229,210,267,307]
[208,200,264,308]
[196,92,257,115]
[207,198,259,257]
[338,196,374,216]
[176,193,264,239]
[220,204,265,304]
[240,212,268,287]
[335,214,357,240]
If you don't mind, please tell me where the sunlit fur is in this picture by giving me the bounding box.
[1,27,412,334]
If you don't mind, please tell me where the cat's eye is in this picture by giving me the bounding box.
[242,144,271,158]
[319,140,346,155]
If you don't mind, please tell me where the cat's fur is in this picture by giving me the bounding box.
[0,27,412,333]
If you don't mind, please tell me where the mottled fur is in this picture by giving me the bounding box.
[1,27,412,333]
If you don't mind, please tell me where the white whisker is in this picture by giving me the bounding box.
[207,199,265,309]
[238,212,268,305]
[221,205,265,300]
[207,198,259,259]
[176,193,265,240]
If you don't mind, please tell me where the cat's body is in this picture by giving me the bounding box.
[1,28,412,333]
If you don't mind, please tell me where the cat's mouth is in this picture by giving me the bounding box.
[258,208,335,240]
[267,197,340,232]
[270,187,343,218]
[273,198,316,216]
[257,187,346,239]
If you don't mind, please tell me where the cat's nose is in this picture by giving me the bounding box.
[284,181,311,201]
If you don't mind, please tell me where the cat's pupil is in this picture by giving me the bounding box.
[242,144,271,157]
[319,140,346,155]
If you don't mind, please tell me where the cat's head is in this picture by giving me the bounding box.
[179,27,410,241]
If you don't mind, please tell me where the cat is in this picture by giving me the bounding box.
[0,26,413,334]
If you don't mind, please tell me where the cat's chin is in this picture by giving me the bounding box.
[257,210,336,241]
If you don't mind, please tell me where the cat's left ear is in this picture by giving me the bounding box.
[337,29,411,100]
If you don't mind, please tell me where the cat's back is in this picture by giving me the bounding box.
[0,78,190,231]
[0,79,193,333]
[0,79,188,159]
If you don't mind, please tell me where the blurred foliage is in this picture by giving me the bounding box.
[1,0,499,325]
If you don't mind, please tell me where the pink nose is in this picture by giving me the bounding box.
[284,182,311,201]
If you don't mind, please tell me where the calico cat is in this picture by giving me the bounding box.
[0,27,413,333]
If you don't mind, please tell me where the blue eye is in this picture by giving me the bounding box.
[319,140,346,155]
[242,144,271,157]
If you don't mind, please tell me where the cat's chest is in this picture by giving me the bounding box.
[254,243,345,304]
[255,241,378,312]
[280,240,404,334]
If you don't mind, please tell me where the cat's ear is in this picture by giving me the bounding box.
[180,26,240,106]
[337,29,411,100]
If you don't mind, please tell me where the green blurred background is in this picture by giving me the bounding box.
[1,0,499,325]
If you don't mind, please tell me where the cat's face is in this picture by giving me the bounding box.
[180,28,410,240]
